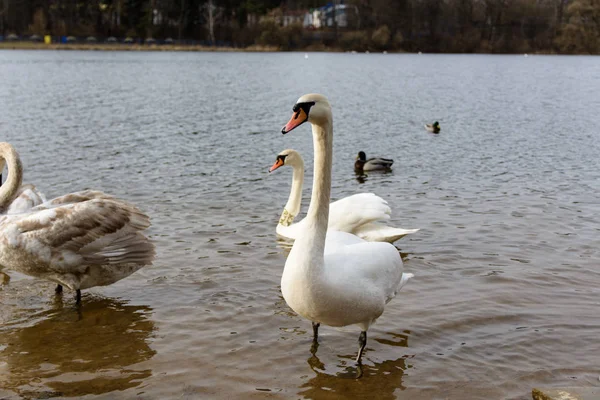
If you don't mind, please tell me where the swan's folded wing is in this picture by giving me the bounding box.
[3,198,154,272]
[328,193,391,233]
[325,240,405,304]
[6,184,47,214]
[324,230,364,254]
[31,190,121,211]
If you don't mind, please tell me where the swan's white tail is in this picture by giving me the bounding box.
[398,272,414,290]
[355,224,420,243]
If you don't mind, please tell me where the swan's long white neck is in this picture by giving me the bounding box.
[279,158,304,226]
[0,143,23,212]
[290,115,333,266]
[306,120,332,232]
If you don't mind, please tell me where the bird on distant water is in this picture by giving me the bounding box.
[355,151,394,172]
[425,121,440,133]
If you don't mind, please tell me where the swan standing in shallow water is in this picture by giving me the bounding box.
[269,149,419,243]
[279,94,413,363]
[0,142,155,303]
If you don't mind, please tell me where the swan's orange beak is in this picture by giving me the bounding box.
[282,108,308,134]
[269,158,284,173]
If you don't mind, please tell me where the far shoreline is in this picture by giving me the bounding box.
[0,41,281,52]
[0,41,584,55]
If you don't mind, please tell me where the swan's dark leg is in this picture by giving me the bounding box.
[312,322,320,340]
[310,335,319,356]
[76,289,81,304]
[55,284,63,294]
[356,331,367,363]
[310,322,321,356]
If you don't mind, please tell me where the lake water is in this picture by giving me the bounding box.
[0,50,599,399]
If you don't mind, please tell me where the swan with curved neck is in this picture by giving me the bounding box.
[0,143,23,213]
[0,142,155,303]
[269,149,419,242]
[269,150,304,230]
[279,94,413,363]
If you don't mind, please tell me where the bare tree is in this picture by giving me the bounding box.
[0,0,6,34]
[179,0,187,41]
[202,0,222,45]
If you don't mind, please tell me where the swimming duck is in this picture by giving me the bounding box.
[425,121,440,133]
[354,151,394,172]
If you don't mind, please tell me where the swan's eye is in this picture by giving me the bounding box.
[269,154,287,172]
[292,101,316,115]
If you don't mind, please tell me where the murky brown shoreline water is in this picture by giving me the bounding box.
[1,51,599,399]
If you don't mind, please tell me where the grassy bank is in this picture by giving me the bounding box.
[0,41,280,52]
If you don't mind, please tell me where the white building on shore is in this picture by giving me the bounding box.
[303,4,349,29]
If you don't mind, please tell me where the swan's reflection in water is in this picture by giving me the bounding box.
[0,296,156,398]
[299,331,410,400]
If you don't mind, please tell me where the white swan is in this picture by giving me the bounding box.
[269,149,419,243]
[0,142,155,303]
[279,94,414,363]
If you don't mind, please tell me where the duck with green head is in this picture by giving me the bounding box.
[425,121,440,133]
[354,151,394,172]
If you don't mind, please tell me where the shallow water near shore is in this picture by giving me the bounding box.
[0,50,599,399]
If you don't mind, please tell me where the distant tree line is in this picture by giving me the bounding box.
[0,0,598,53]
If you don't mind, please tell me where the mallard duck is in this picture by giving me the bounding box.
[425,121,440,133]
[354,151,393,172]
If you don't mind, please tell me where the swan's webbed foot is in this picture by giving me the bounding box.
[55,284,63,294]
[356,331,367,363]
[75,289,81,304]
[312,322,320,340]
